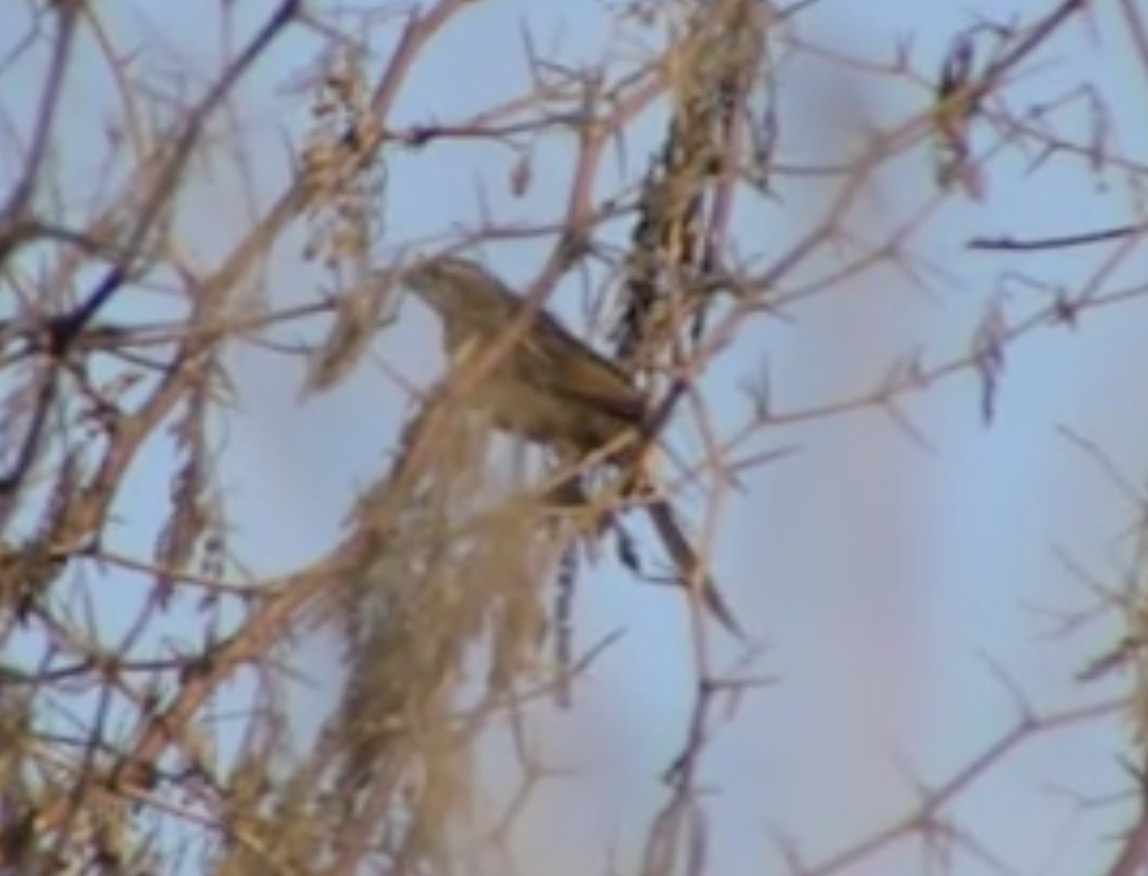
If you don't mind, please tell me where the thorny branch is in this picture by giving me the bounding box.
[4,0,1148,874]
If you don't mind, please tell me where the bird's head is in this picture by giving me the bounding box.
[403,255,505,315]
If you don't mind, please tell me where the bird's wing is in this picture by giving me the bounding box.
[531,319,648,425]
[551,375,647,426]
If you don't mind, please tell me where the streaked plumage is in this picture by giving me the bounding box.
[404,255,743,637]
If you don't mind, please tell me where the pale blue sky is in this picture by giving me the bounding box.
[1,1,1144,873]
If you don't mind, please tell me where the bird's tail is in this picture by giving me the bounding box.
[642,498,743,638]
[546,451,744,639]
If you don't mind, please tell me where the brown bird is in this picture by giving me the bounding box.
[403,255,743,637]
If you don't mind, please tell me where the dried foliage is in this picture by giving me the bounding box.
[614,0,767,376]
[1,0,1147,874]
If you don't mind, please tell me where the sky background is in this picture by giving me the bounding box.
[2,0,1145,873]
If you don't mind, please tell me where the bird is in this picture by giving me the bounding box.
[402,255,743,637]
[404,257,645,459]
